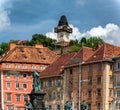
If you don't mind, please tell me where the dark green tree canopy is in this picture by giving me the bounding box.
[0,34,104,55]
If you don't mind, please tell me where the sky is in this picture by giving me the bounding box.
[0,0,120,45]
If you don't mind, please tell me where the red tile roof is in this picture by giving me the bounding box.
[40,53,75,77]
[0,45,58,64]
[64,46,94,66]
[86,43,120,63]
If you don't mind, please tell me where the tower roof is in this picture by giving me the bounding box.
[58,15,69,26]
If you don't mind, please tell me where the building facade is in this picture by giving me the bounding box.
[113,56,120,110]
[0,43,58,110]
[41,42,120,110]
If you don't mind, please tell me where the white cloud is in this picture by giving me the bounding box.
[0,0,11,32]
[83,23,120,45]
[46,23,120,46]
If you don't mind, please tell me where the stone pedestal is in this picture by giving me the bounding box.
[29,91,46,110]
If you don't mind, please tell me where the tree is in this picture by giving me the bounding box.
[0,42,9,56]
[85,37,104,48]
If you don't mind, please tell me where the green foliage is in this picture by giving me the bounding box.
[0,42,9,56]
[26,34,57,50]
[85,37,104,48]
[0,34,104,55]
[69,37,104,52]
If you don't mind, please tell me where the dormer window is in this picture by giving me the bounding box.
[24,56,28,60]
[38,51,42,55]
[43,57,46,60]
[20,49,24,54]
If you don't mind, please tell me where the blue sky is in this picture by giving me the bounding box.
[0,0,120,45]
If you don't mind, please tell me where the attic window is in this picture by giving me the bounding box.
[24,56,28,60]
[42,57,46,60]
[20,49,24,53]
[38,51,42,55]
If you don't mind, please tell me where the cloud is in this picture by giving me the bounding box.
[83,23,120,45]
[46,23,120,46]
[0,0,12,32]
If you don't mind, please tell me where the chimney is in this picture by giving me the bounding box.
[35,44,44,48]
[9,42,16,50]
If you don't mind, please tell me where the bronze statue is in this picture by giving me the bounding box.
[25,99,33,110]
[64,101,72,110]
[81,100,88,110]
[32,70,41,92]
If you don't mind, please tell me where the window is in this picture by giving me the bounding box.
[117,91,120,97]
[110,75,113,84]
[88,104,91,110]
[7,106,12,110]
[17,108,21,110]
[69,80,73,87]
[24,95,28,101]
[48,105,52,110]
[88,77,92,85]
[70,69,73,75]
[7,82,10,88]
[118,62,120,69]
[40,66,45,70]
[6,63,11,68]
[97,103,101,110]
[20,49,24,53]
[16,82,20,89]
[48,94,52,101]
[109,89,113,97]
[23,73,27,78]
[56,79,61,86]
[42,57,46,60]
[88,65,92,72]
[68,91,72,100]
[32,65,36,69]
[109,103,112,109]
[56,92,61,100]
[16,94,20,102]
[7,93,11,100]
[23,83,27,89]
[97,76,101,84]
[41,81,43,88]
[6,72,11,77]
[22,64,27,69]
[15,64,20,69]
[88,91,92,98]
[15,73,20,78]
[98,63,102,70]
[97,89,101,97]
[57,105,61,110]
[24,56,28,60]
[48,80,52,87]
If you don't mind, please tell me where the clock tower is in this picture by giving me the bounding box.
[54,15,72,46]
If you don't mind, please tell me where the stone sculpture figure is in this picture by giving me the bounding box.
[25,99,33,110]
[64,101,72,110]
[81,100,88,110]
[32,70,40,92]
